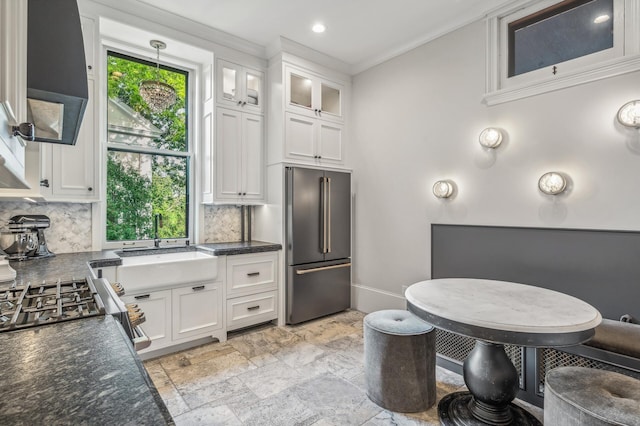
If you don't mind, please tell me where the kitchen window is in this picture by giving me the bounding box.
[484,0,639,105]
[106,51,191,245]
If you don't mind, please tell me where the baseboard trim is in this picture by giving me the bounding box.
[351,283,406,313]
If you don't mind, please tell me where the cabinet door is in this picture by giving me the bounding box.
[317,121,343,165]
[217,59,263,113]
[241,113,263,201]
[123,290,172,352]
[285,65,343,123]
[215,108,242,200]
[172,282,223,341]
[45,78,97,199]
[285,112,316,163]
[0,0,28,188]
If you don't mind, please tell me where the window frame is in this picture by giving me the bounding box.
[484,0,640,105]
[102,45,196,250]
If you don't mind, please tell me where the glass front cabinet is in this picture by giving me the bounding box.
[285,65,343,123]
[216,59,264,113]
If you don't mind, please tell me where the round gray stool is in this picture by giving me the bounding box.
[364,309,436,412]
[544,366,640,426]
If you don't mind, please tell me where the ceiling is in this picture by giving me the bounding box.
[134,0,516,74]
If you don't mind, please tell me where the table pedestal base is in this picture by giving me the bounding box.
[439,341,541,425]
[439,392,541,426]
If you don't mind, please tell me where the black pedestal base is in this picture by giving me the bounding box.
[438,392,541,426]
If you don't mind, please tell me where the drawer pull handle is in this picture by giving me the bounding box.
[192,285,205,291]
[134,294,151,300]
[247,272,260,277]
[247,305,260,311]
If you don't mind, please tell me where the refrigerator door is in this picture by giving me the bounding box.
[286,167,325,265]
[325,170,351,261]
[287,259,351,324]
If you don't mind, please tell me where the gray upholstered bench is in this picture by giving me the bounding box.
[544,366,640,425]
[363,309,436,412]
[584,318,640,359]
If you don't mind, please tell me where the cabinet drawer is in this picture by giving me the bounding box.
[227,291,277,331]
[226,252,277,296]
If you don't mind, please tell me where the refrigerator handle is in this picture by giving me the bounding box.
[321,176,328,254]
[327,177,331,253]
[296,262,351,275]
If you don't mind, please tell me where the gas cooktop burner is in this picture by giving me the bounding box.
[0,278,105,331]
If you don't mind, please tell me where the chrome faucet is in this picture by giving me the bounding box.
[153,213,163,248]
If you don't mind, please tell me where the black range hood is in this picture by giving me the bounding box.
[27,0,88,145]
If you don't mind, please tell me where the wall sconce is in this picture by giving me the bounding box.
[538,172,567,195]
[617,100,640,128]
[478,127,503,148]
[433,180,455,198]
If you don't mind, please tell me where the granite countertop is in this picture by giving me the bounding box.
[8,240,282,283]
[1,240,280,424]
[0,315,173,425]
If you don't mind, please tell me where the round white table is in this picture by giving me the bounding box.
[405,278,602,426]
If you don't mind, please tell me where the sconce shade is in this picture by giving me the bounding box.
[479,127,503,148]
[538,172,567,195]
[433,180,454,198]
[617,100,640,128]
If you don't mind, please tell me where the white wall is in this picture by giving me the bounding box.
[349,19,640,311]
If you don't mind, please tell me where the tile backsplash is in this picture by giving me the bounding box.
[0,202,92,254]
[0,202,243,254]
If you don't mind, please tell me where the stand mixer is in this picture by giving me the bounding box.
[1,215,55,261]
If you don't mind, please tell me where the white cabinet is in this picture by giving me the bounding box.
[39,16,98,202]
[172,283,223,341]
[215,107,264,204]
[225,252,278,331]
[217,59,264,113]
[123,281,224,355]
[0,0,28,188]
[123,289,172,352]
[267,59,348,168]
[285,112,343,165]
[285,65,343,123]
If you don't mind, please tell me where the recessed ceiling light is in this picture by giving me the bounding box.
[593,14,610,24]
[312,23,326,33]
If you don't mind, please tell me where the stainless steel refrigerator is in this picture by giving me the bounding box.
[285,166,351,324]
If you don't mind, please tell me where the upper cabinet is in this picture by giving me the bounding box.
[39,16,98,202]
[215,107,264,204]
[0,0,28,188]
[266,59,349,168]
[216,59,264,113]
[204,57,266,205]
[285,65,343,124]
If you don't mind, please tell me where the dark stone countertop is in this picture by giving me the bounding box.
[198,240,282,256]
[0,315,173,425]
[7,241,281,283]
[1,240,281,424]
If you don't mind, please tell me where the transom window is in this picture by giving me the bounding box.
[508,0,614,77]
[106,51,190,244]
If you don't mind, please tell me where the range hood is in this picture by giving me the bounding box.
[27,0,88,145]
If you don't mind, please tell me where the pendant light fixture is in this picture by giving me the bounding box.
[139,40,177,113]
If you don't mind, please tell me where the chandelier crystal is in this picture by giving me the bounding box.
[139,40,176,113]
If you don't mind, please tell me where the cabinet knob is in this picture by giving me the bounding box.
[237,100,242,105]
[40,179,50,188]
[88,187,93,192]
[87,65,92,70]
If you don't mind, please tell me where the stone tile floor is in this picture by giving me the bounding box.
[144,310,543,425]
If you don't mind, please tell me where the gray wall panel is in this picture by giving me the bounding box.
[431,224,640,321]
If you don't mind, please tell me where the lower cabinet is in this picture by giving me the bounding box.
[122,281,223,354]
[226,252,279,331]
